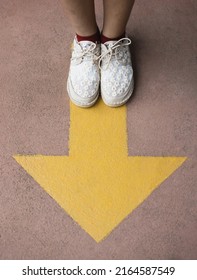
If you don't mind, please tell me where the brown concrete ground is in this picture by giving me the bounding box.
[0,0,197,259]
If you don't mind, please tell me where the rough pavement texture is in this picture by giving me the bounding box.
[0,0,197,259]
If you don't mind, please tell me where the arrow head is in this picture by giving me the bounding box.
[13,155,186,242]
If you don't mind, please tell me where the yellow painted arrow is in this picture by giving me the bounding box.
[14,100,186,242]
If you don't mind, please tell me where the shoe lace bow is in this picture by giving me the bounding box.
[98,37,131,70]
[72,42,99,62]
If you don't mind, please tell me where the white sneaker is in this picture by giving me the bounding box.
[99,38,134,107]
[67,37,100,107]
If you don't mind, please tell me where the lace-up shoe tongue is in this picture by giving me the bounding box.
[102,41,118,55]
[104,40,117,47]
[104,38,129,47]
[76,40,99,62]
[100,40,122,68]
[79,40,94,48]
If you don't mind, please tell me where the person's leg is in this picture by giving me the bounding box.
[63,0,97,36]
[64,0,101,107]
[100,0,135,107]
[102,0,135,39]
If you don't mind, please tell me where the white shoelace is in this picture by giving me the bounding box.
[71,42,99,62]
[71,38,131,68]
[98,38,131,70]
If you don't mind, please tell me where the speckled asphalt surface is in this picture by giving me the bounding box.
[0,0,196,259]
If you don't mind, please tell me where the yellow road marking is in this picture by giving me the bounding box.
[14,100,186,242]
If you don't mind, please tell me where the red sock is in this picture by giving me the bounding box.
[76,28,100,43]
[101,32,126,44]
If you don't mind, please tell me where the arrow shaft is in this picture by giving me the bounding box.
[69,101,128,158]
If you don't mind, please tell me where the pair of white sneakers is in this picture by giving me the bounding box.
[67,36,134,107]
